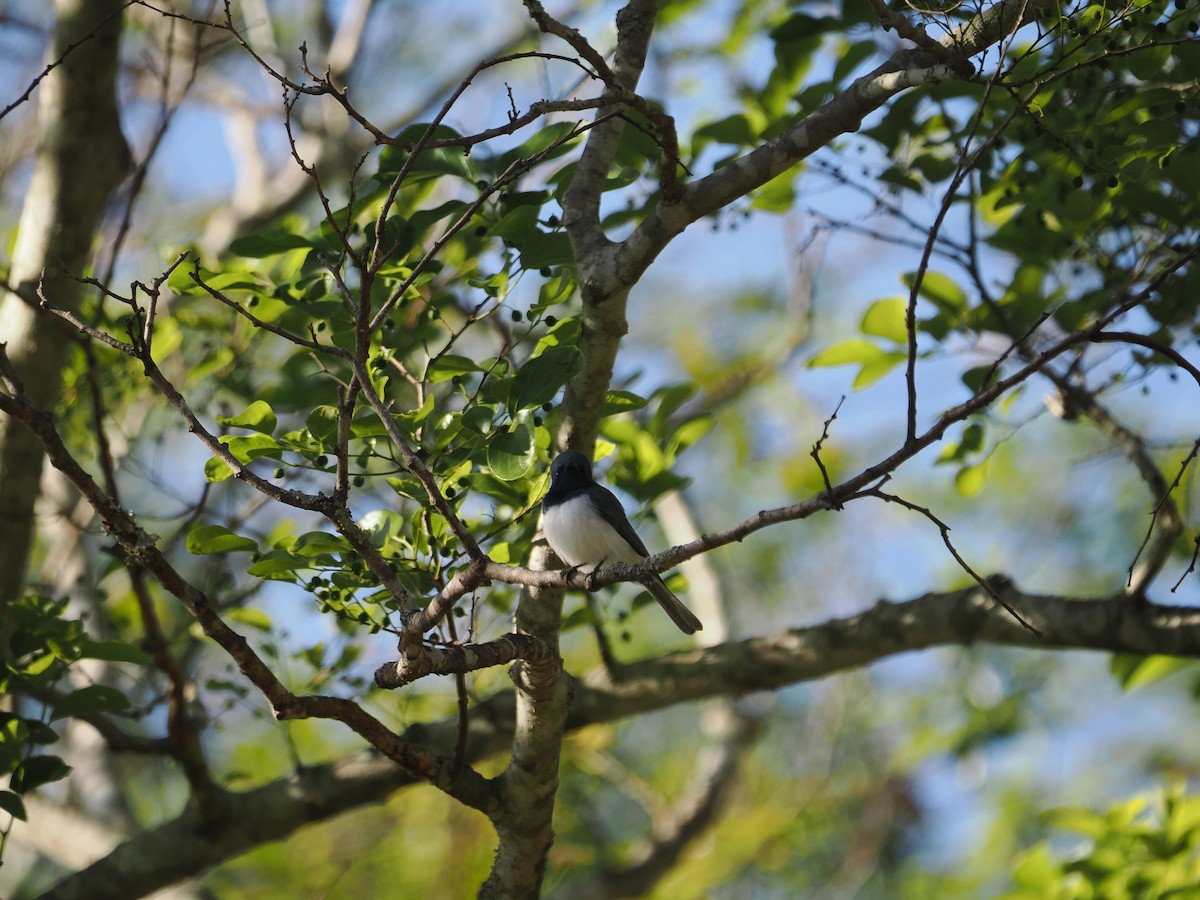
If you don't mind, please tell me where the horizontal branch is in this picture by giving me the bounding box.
[43,581,1200,898]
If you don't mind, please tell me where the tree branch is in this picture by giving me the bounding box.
[374,632,555,689]
[39,582,1200,899]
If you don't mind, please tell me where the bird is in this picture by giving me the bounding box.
[541,450,702,634]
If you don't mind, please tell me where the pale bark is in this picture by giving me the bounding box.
[478,2,668,894]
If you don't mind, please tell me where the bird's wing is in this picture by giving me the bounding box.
[588,486,651,557]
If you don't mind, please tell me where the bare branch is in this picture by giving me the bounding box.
[0,2,130,124]
[861,487,1041,635]
[1093,331,1200,388]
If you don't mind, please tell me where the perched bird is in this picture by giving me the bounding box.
[541,450,702,634]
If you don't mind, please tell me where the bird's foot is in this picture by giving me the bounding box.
[587,558,608,591]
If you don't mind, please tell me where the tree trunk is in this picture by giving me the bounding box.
[0,0,130,654]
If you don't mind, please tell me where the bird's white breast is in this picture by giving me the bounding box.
[543,495,642,570]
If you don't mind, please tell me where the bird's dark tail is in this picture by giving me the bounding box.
[647,577,702,634]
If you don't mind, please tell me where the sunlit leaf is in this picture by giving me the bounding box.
[1110,654,1193,691]
[218,400,277,435]
[861,298,908,345]
[186,525,258,555]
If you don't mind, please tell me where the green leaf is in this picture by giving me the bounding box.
[488,423,536,481]
[808,340,906,388]
[218,400,277,435]
[769,12,839,42]
[0,789,27,821]
[225,434,283,463]
[360,509,404,546]
[488,205,539,243]
[204,456,235,483]
[226,608,273,632]
[246,551,308,579]
[509,345,584,412]
[832,40,878,86]
[306,405,340,447]
[427,355,481,383]
[962,365,997,393]
[75,638,152,665]
[10,755,72,792]
[693,113,758,149]
[187,524,258,555]
[519,232,575,270]
[379,144,475,182]
[852,352,906,388]
[955,460,990,496]
[292,532,351,557]
[493,121,582,170]
[52,686,130,720]
[903,271,967,315]
[229,227,313,258]
[603,390,650,416]
[808,339,883,368]
[1110,654,1192,691]
[1009,843,1061,889]
[749,175,796,213]
[861,298,908,344]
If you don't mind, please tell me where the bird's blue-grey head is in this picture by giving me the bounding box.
[549,450,594,492]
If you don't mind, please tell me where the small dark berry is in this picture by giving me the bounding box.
[316,454,329,467]
[545,315,557,326]
[353,475,365,487]
[539,267,552,277]
[511,309,523,322]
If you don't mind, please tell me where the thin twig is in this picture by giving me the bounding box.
[862,487,1042,635]
[811,396,846,510]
